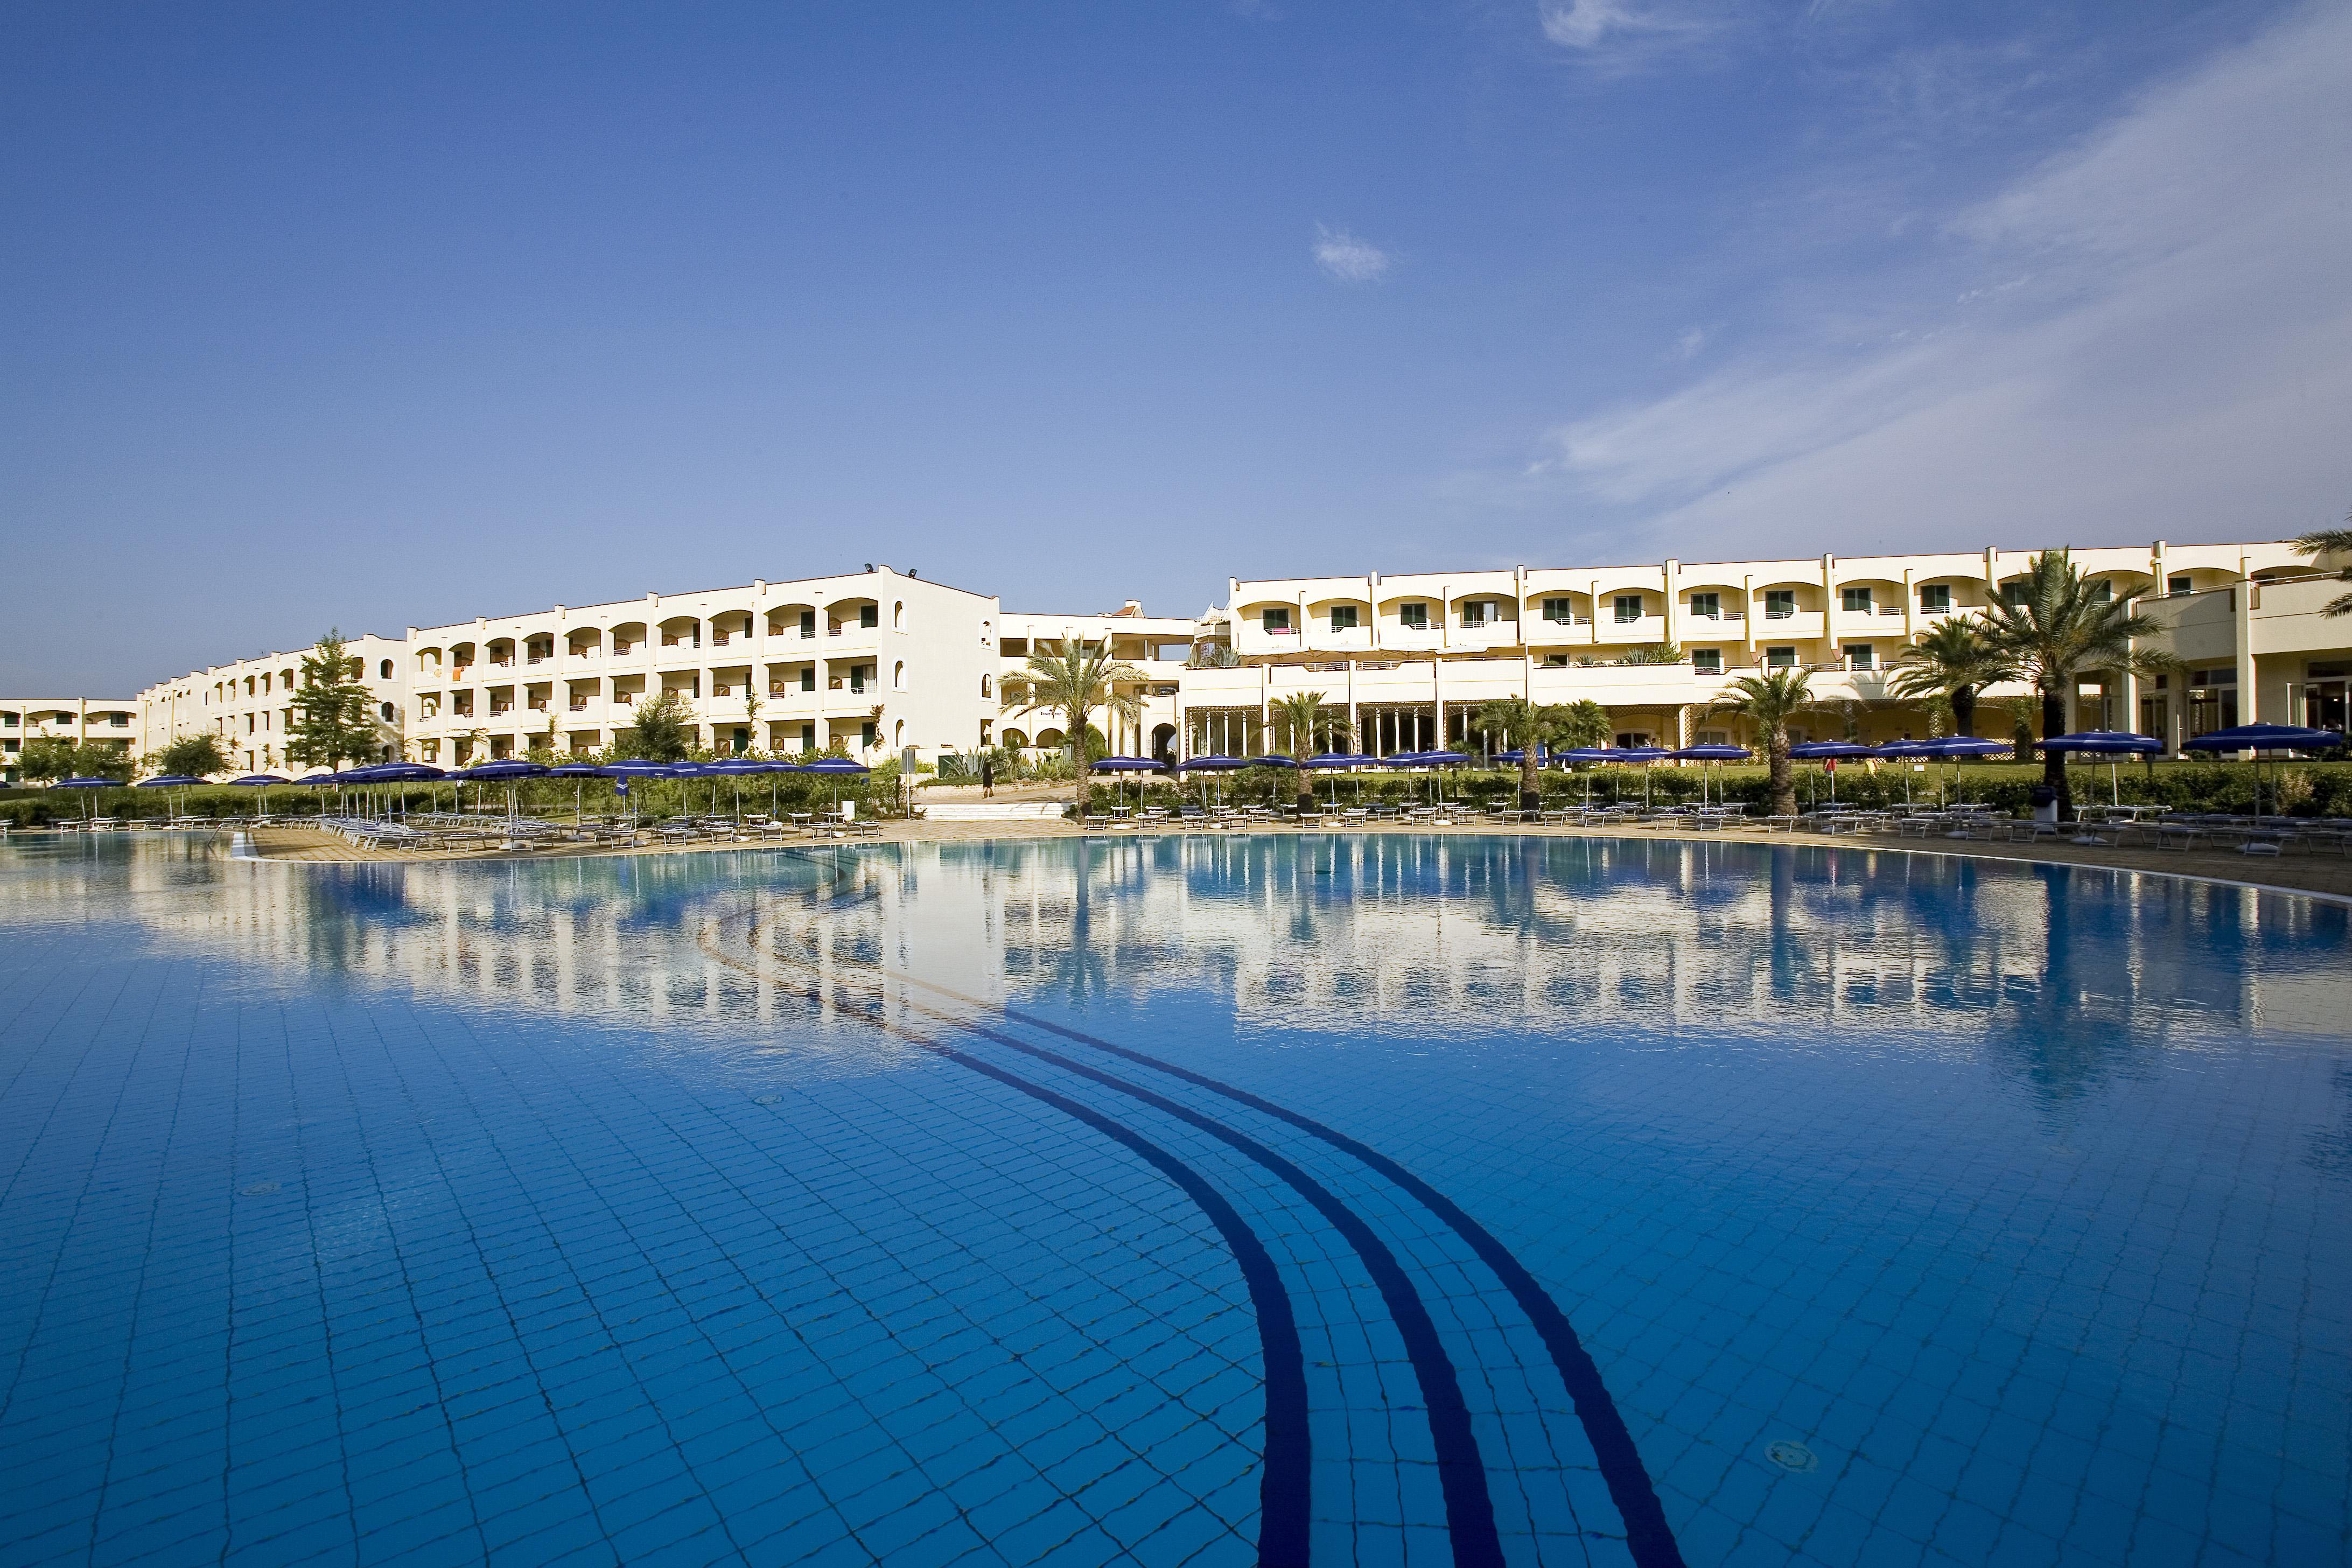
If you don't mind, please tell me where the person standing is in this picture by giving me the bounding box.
[979,755,995,799]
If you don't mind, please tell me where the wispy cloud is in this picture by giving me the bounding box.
[1312,225,1391,283]
[1528,2,2352,555]
[1670,325,1709,361]
[1537,0,1726,58]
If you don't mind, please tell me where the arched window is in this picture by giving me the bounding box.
[379,659,393,680]
[980,674,991,698]
[892,600,905,630]
[893,661,905,690]
[380,702,395,721]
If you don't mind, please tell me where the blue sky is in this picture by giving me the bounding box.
[5,1,2347,694]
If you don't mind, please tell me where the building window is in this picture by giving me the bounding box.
[1542,597,1575,624]
[1919,584,1951,612]
[1688,593,1719,620]
[380,703,395,720]
[1692,648,1723,675]
[1764,590,1796,619]
[2168,573,2193,597]
[1460,601,1491,628]
[1398,603,1428,630]
[1612,596,1642,625]
[2188,669,2237,735]
[1262,607,1292,634]
[1542,654,1569,667]
[800,668,815,692]
[980,675,991,698]
[800,611,817,637]
[1329,605,1359,632]
[1848,644,1874,670]
[893,661,905,690]
[2089,580,2113,602]
[861,722,878,747]
[2001,582,2029,608]
[893,601,904,630]
[859,604,878,629]
[1842,587,1873,612]
[1765,646,1796,668]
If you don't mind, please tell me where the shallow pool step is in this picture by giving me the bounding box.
[919,801,1069,821]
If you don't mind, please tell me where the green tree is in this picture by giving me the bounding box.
[2294,517,2352,617]
[1979,549,2179,819]
[1000,641,1147,767]
[1271,690,1335,811]
[1709,668,1815,816]
[1472,696,1578,811]
[286,631,381,770]
[149,734,230,778]
[1889,616,2011,738]
[743,685,764,753]
[18,738,79,785]
[1620,641,1683,666]
[1556,699,1612,751]
[618,689,696,762]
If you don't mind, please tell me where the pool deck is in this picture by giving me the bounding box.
[228,818,2352,902]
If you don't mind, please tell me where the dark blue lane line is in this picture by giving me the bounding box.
[957,995,1687,1568]
[698,920,1311,1567]
[920,1037,1314,1568]
[931,1013,1508,1568]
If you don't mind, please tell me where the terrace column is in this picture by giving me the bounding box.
[1259,663,1271,755]
[1662,559,1678,647]
[2235,560,2258,732]
[1432,659,1444,751]
[1346,661,1359,752]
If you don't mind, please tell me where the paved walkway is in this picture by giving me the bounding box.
[236,819,2352,902]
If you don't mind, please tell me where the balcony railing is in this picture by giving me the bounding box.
[568,700,588,712]
[1765,607,1798,620]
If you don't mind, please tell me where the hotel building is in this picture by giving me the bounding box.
[48,533,2345,783]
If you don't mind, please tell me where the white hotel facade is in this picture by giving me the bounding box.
[9,535,2342,783]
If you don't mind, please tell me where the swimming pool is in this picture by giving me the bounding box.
[1,834,2345,1566]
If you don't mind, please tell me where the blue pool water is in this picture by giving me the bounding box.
[1,832,2347,1567]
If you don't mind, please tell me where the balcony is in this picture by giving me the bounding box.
[527,654,548,665]
[568,699,589,712]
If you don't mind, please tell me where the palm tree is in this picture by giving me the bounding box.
[1556,699,1611,751]
[1979,549,2180,820]
[1888,616,2012,738]
[1710,668,1814,816]
[999,640,1147,768]
[1271,691,1334,810]
[1472,696,1574,813]
[2295,518,2352,617]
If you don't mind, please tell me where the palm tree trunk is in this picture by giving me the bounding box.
[1768,738,1794,816]
[2041,688,2071,820]
[1520,752,1539,815]
[1952,685,1976,738]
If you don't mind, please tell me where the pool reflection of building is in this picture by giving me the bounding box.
[68,839,2344,1067]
